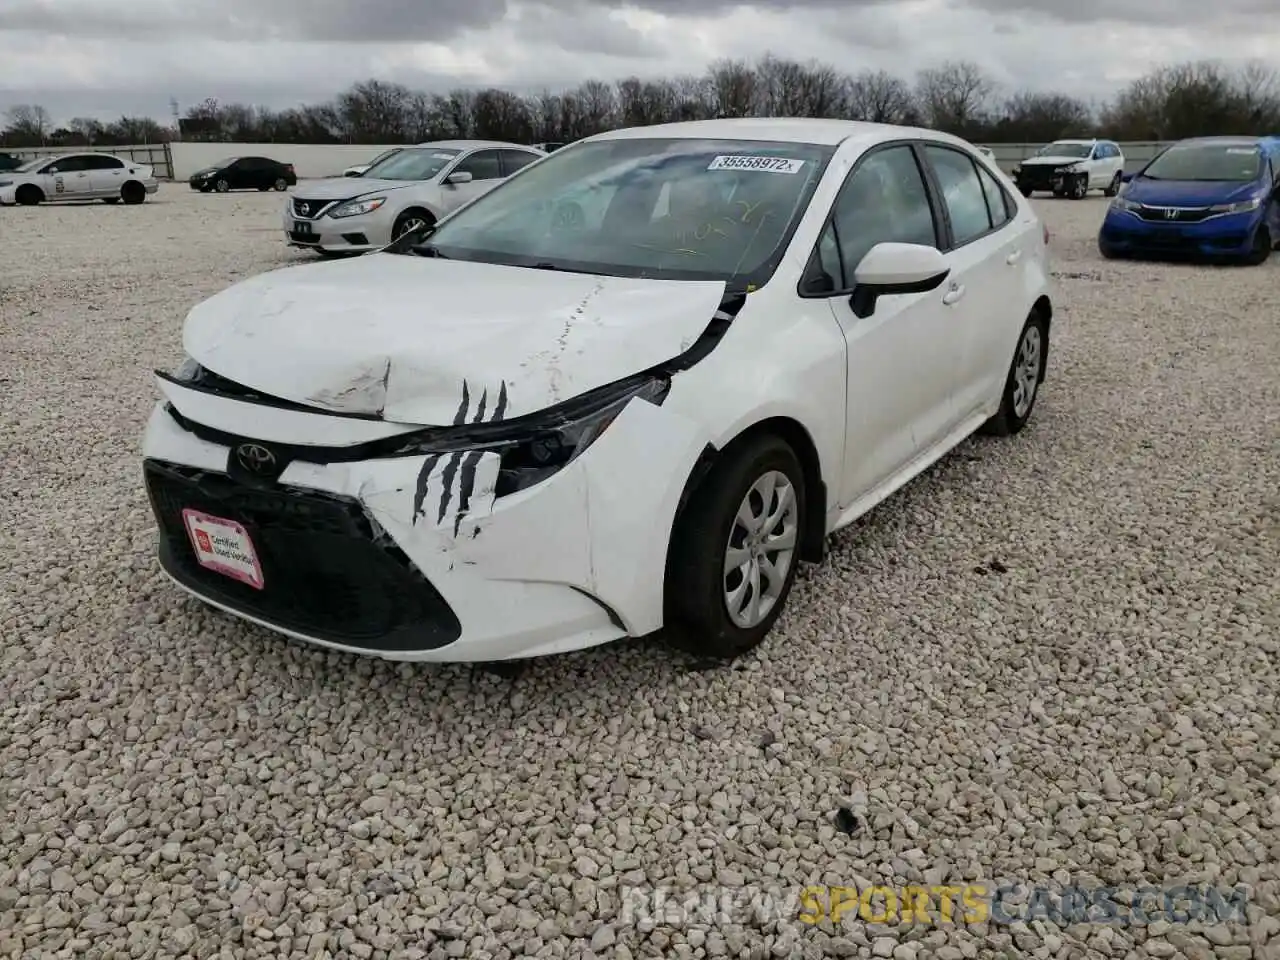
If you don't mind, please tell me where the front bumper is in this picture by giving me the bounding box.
[140,392,706,662]
[1099,209,1261,258]
[1014,166,1078,193]
[0,186,16,205]
[282,205,391,253]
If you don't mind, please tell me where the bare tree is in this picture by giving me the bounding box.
[915,61,995,135]
[846,70,917,124]
[997,91,1093,142]
[69,116,104,145]
[708,59,758,118]
[337,80,412,143]
[4,104,52,144]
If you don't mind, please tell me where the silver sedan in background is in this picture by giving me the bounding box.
[284,141,546,257]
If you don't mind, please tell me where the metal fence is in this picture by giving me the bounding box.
[3,142,173,179]
[1,140,1180,182]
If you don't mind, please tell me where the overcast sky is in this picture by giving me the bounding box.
[1,0,1278,124]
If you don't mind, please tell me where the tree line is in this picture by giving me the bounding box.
[3,55,1279,150]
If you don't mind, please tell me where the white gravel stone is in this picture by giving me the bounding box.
[1,187,1278,959]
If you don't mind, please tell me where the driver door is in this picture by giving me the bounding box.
[805,142,964,509]
[43,155,92,198]
[441,150,503,213]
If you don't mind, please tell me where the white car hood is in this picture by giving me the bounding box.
[183,254,728,425]
[1022,154,1089,166]
[294,177,423,200]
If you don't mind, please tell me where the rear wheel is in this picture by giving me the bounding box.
[981,310,1048,437]
[15,184,42,205]
[273,178,288,191]
[121,181,146,205]
[664,434,807,660]
[1244,225,1272,266]
[1103,172,1122,197]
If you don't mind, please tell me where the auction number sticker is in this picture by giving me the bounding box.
[707,155,805,174]
[1226,147,1258,154]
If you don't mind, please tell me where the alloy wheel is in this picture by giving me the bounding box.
[1011,324,1042,418]
[723,470,799,629]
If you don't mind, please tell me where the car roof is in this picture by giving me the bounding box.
[411,140,543,151]
[1049,138,1098,144]
[581,117,976,150]
[1174,135,1264,147]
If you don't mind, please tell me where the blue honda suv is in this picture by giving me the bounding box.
[1098,136,1280,265]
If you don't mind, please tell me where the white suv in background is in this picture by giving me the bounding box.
[1011,139,1125,199]
[284,141,546,257]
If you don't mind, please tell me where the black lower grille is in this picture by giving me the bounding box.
[288,230,319,244]
[1017,166,1069,188]
[145,459,462,651]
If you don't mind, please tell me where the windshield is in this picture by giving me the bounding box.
[1142,143,1263,182]
[1035,142,1092,159]
[15,157,48,173]
[365,147,459,181]
[211,157,239,168]
[366,148,402,166]
[419,137,834,288]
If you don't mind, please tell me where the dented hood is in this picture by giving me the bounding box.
[182,253,728,425]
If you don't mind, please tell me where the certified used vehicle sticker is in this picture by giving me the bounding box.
[182,509,265,590]
[707,155,805,174]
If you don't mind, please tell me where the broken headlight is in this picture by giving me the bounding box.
[493,377,669,496]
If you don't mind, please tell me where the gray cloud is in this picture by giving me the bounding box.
[955,0,1276,25]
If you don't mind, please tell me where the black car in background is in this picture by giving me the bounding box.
[0,152,22,172]
[189,156,297,193]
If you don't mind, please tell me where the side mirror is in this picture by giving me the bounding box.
[343,170,360,177]
[1120,172,1134,183]
[444,171,473,185]
[849,242,950,319]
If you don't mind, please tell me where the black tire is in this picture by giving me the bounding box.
[121,181,146,205]
[1069,175,1088,200]
[664,433,807,660]
[1019,184,1033,198]
[1244,225,1272,266]
[15,184,42,206]
[215,179,230,193]
[392,209,435,241]
[102,198,120,205]
[981,310,1049,437]
[199,185,212,193]
[273,178,288,191]
[1103,172,1122,198]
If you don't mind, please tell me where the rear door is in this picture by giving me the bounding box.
[918,142,1030,420]
[498,149,541,178]
[85,154,126,196]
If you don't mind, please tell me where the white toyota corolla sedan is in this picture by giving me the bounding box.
[144,118,1053,663]
[283,140,545,257]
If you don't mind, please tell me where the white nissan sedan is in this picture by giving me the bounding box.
[144,118,1053,663]
[284,140,545,257]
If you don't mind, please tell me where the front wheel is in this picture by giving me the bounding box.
[1069,175,1088,200]
[1244,225,1272,266]
[15,184,42,205]
[1019,184,1033,198]
[215,179,230,193]
[664,434,807,660]
[981,311,1048,437]
[392,210,434,241]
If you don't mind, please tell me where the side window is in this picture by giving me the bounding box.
[83,155,123,170]
[975,163,1013,229]
[923,145,993,246]
[499,150,539,176]
[830,144,938,279]
[48,156,87,173]
[454,150,502,181]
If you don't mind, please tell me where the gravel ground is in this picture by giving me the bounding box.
[1,185,1277,960]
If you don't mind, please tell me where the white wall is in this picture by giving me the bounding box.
[169,142,404,180]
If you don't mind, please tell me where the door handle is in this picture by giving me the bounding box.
[1006,250,1022,265]
[942,283,965,305]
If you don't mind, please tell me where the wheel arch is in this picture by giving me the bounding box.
[15,182,45,203]
[671,416,828,565]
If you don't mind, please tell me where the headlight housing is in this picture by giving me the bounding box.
[390,376,670,497]
[1209,197,1262,215]
[1110,196,1141,212]
[0,180,11,188]
[1063,162,1086,173]
[329,196,385,218]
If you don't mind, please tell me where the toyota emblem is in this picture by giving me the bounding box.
[236,443,277,474]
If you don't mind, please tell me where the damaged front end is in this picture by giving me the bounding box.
[142,294,745,661]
